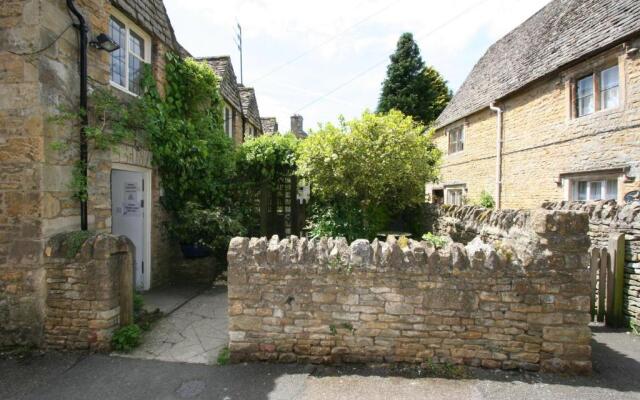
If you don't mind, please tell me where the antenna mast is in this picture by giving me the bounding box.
[234,22,243,84]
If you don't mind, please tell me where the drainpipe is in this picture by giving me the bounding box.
[489,102,503,209]
[66,0,89,230]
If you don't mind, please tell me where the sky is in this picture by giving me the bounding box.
[164,0,552,133]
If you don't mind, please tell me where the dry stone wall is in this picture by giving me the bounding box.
[542,201,640,327]
[43,233,134,351]
[436,202,640,327]
[228,209,592,373]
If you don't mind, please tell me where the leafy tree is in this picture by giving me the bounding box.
[297,110,441,239]
[377,32,451,125]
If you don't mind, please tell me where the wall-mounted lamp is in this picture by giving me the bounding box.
[90,33,120,52]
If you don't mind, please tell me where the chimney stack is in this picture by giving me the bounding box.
[290,114,304,137]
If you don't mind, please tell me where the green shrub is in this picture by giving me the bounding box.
[217,346,230,365]
[111,324,142,352]
[478,190,495,208]
[133,293,144,315]
[421,232,448,248]
[297,110,440,239]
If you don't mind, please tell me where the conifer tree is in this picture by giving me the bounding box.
[378,32,451,125]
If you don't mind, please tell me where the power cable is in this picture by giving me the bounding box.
[250,0,396,84]
[8,24,74,56]
[293,0,491,114]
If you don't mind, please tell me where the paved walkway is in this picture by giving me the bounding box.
[124,286,228,365]
[2,327,640,399]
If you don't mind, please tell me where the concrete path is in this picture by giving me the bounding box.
[2,327,639,399]
[124,286,228,365]
[141,285,206,315]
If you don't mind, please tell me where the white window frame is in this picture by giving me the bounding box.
[224,105,233,138]
[444,185,466,206]
[109,9,151,96]
[574,63,620,118]
[447,125,464,154]
[563,174,621,202]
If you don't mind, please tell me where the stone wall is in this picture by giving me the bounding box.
[435,202,640,327]
[227,209,593,373]
[542,201,640,326]
[433,37,640,209]
[43,233,134,351]
[0,0,177,346]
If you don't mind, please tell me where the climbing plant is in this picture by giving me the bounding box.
[137,54,243,250]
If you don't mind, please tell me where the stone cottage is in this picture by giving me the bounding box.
[430,0,640,209]
[0,0,189,346]
[238,85,263,138]
[199,56,246,144]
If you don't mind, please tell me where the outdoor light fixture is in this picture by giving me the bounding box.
[90,33,120,52]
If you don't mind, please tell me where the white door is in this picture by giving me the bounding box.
[111,170,146,290]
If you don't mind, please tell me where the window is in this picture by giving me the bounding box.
[448,126,464,154]
[224,106,232,138]
[571,178,618,201]
[600,65,619,110]
[445,187,465,206]
[575,65,619,117]
[109,11,150,95]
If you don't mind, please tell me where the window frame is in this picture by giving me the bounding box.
[573,63,620,118]
[109,9,152,97]
[563,173,621,202]
[444,185,466,206]
[447,125,464,154]
[223,105,233,138]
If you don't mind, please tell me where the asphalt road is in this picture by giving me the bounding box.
[1,327,639,400]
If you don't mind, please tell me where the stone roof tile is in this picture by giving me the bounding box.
[435,0,640,128]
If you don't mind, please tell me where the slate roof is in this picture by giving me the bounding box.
[435,0,640,128]
[238,86,262,131]
[198,56,243,111]
[261,117,279,134]
[111,0,178,50]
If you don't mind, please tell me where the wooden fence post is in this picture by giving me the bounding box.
[598,247,607,323]
[609,233,626,327]
[590,248,600,321]
[119,249,135,327]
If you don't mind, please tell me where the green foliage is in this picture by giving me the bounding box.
[217,346,230,365]
[377,32,452,125]
[298,110,440,240]
[305,203,374,241]
[234,134,300,236]
[63,230,94,258]
[133,294,144,315]
[329,324,337,335]
[167,202,246,250]
[478,190,495,208]
[236,133,299,186]
[631,319,639,335]
[111,324,142,352]
[49,88,137,201]
[141,55,235,213]
[421,232,448,248]
[136,55,240,253]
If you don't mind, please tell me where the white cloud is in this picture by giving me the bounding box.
[164,0,551,130]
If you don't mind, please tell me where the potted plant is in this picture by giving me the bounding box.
[168,202,245,259]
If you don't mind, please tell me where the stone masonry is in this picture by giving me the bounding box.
[227,209,593,373]
[437,202,640,327]
[43,232,134,351]
[0,0,178,346]
[433,31,640,209]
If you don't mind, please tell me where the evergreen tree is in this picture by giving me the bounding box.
[377,33,452,125]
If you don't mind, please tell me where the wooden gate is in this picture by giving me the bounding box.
[589,233,625,327]
[259,174,306,238]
